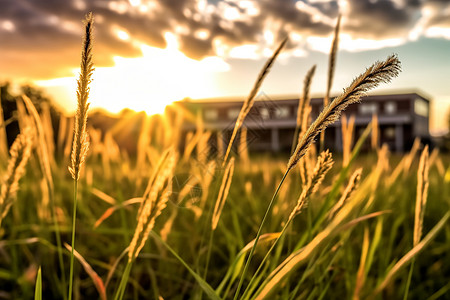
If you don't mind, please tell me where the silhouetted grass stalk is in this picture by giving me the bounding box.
[223,37,287,165]
[320,15,341,152]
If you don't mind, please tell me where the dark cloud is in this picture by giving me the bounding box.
[0,0,449,79]
[424,0,450,28]
[343,0,418,39]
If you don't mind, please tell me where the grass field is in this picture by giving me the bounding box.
[0,12,449,300]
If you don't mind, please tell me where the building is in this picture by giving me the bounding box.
[177,92,430,153]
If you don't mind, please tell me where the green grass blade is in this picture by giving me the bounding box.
[151,232,221,300]
[34,267,42,300]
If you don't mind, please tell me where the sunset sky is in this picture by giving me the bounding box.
[1,0,449,133]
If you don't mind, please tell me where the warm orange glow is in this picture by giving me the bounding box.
[36,32,230,115]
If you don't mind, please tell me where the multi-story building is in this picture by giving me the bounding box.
[177,92,430,153]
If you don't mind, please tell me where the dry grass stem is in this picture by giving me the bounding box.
[324,14,341,109]
[320,14,341,150]
[0,94,8,162]
[129,150,178,262]
[329,168,362,220]
[223,37,288,164]
[238,128,249,165]
[297,65,317,132]
[342,114,355,167]
[288,54,401,170]
[414,145,429,246]
[212,157,235,230]
[289,150,334,222]
[0,128,33,226]
[69,12,94,181]
[371,114,379,150]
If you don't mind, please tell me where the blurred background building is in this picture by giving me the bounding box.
[178,92,430,153]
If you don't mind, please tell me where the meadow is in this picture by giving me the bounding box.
[0,13,449,300]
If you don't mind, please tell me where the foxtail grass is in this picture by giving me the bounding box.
[341,114,355,167]
[328,168,362,220]
[320,14,341,152]
[0,93,8,163]
[223,37,288,165]
[292,65,316,154]
[114,149,177,300]
[22,94,67,300]
[204,157,235,279]
[241,151,333,299]
[235,54,400,299]
[404,145,429,300]
[0,128,33,227]
[371,114,379,150]
[288,54,401,171]
[68,12,94,300]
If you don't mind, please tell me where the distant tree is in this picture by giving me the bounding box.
[445,110,450,151]
[0,81,62,147]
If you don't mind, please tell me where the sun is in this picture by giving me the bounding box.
[36,32,230,116]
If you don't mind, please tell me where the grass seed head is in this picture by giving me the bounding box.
[0,128,34,225]
[288,54,401,171]
[69,12,94,181]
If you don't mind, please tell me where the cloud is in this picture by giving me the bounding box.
[0,0,449,80]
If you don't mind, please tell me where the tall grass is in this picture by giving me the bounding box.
[68,12,94,300]
[1,11,449,300]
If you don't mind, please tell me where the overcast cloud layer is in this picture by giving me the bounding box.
[0,0,449,79]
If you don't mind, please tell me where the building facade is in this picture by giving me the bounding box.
[178,92,430,153]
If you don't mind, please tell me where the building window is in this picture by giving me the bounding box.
[274,106,290,119]
[384,126,395,139]
[260,107,270,120]
[414,99,428,117]
[385,102,396,114]
[228,108,240,120]
[204,109,218,121]
[359,103,378,114]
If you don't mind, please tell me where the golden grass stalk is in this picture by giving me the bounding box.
[403,145,430,300]
[386,137,420,185]
[212,157,235,230]
[0,93,8,163]
[21,95,53,192]
[292,65,316,154]
[68,13,94,300]
[199,160,217,209]
[328,168,362,220]
[0,128,33,227]
[136,115,152,187]
[288,54,401,171]
[64,117,75,163]
[41,102,55,162]
[353,226,370,300]
[238,128,249,166]
[320,14,341,151]
[216,131,224,158]
[371,114,379,150]
[223,37,288,165]
[341,114,355,167]
[373,211,450,298]
[297,65,317,132]
[288,150,334,222]
[129,149,178,262]
[69,12,94,181]
[114,158,178,300]
[241,151,333,299]
[197,131,211,166]
[414,145,429,246]
[57,115,68,159]
[324,14,341,109]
